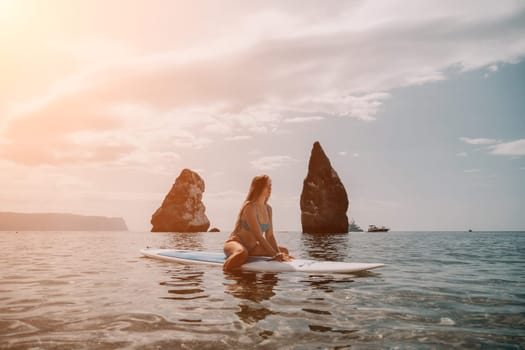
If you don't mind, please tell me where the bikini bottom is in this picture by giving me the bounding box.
[226,232,258,254]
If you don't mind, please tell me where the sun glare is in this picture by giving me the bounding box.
[0,0,25,25]
[0,0,15,18]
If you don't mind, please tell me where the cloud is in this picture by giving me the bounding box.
[456,152,468,157]
[115,150,181,174]
[460,138,525,157]
[0,77,134,165]
[2,2,524,166]
[250,155,300,170]
[464,169,481,173]
[287,92,391,121]
[489,139,525,156]
[283,116,325,123]
[225,135,253,141]
[484,63,500,78]
[460,137,501,145]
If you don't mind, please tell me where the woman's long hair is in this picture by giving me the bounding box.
[232,175,270,233]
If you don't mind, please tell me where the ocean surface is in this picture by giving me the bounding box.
[0,230,524,349]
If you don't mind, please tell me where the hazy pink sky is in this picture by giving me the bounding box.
[1,1,524,231]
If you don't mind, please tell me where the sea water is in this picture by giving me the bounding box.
[0,230,523,349]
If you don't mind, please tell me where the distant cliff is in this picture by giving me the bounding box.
[0,212,128,231]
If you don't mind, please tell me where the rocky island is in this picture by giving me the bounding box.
[300,141,350,234]
[151,169,211,232]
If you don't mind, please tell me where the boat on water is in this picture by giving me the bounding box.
[368,225,390,232]
[348,219,364,232]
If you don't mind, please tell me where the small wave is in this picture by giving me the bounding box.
[439,317,456,326]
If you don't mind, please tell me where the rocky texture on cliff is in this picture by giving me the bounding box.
[0,212,128,231]
[151,169,210,232]
[300,141,349,234]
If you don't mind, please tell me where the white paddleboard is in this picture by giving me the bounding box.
[140,249,384,273]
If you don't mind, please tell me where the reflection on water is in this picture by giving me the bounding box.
[224,272,278,324]
[224,272,278,302]
[301,233,350,261]
[162,232,205,251]
[300,274,355,293]
[160,267,206,301]
[308,324,359,335]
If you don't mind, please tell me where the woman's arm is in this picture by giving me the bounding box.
[265,206,292,260]
[265,205,280,252]
[245,204,279,256]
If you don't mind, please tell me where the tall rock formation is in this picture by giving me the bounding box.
[300,141,349,234]
[151,169,210,232]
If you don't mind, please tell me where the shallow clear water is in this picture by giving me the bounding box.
[0,231,524,349]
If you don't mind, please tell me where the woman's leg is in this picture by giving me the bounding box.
[250,245,292,258]
[249,244,290,256]
[249,244,269,256]
[223,241,248,272]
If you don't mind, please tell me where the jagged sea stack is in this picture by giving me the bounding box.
[300,142,349,234]
[151,169,210,232]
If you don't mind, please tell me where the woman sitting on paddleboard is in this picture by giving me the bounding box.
[223,175,292,272]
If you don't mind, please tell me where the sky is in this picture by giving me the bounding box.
[1,0,524,232]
